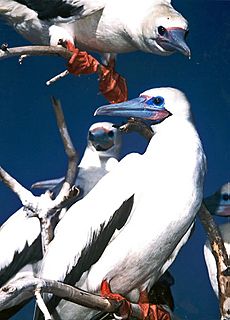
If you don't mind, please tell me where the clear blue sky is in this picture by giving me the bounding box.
[0,1,229,319]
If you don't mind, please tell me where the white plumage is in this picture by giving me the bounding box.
[0,0,190,64]
[0,122,122,316]
[37,87,206,319]
[32,122,122,199]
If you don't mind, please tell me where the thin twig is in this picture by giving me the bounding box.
[34,289,51,320]
[46,70,70,86]
[0,166,35,207]
[50,97,78,206]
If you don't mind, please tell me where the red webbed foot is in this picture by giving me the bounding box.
[98,63,128,104]
[66,41,99,75]
[138,290,171,320]
[64,41,128,104]
[101,280,131,319]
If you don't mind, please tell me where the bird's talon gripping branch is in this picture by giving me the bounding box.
[98,65,128,104]
[64,41,128,104]
[101,280,131,319]
[138,290,171,320]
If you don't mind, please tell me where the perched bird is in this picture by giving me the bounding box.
[0,0,190,103]
[204,182,230,217]
[32,121,122,200]
[0,122,122,318]
[36,87,206,320]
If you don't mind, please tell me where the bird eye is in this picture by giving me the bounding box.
[88,131,94,140]
[158,26,166,36]
[222,193,230,201]
[146,96,164,107]
[153,96,164,106]
[107,130,114,138]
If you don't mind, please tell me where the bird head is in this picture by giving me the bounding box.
[140,3,190,57]
[88,122,122,156]
[204,183,230,217]
[94,87,191,124]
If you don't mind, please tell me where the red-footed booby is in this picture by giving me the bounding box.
[0,0,190,103]
[0,122,122,318]
[32,122,122,199]
[35,87,206,320]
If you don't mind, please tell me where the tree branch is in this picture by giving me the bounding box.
[50,96,79,211]
[116,118,154,141]
[198,203,230,319]
[0,167,35,208]
[0,97,78,252]
[0,277,143,319]
[0,45,72,61]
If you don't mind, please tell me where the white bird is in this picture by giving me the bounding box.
[0,122,122,318]
[204,182,230,217]
[0,0,190,103]
[32,121,122,200]
[36,87,206,320]
[0,0,190,57]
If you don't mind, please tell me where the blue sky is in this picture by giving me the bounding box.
[0,1,229,319]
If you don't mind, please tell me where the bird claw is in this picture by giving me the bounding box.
[138,291,171,320]
[66,41,99,75]
[100,280,131,319]
[64,41,128,104]
[98,65,128,104]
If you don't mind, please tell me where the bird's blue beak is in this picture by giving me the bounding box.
[157,27,191,58]
[94,96,171,122]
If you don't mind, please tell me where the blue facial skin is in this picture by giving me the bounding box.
[94,95,170,123]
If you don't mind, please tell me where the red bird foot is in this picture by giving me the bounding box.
[138,290,171,320]
[101,280,131,319]
[65,41,128,104]
[98,64,128,104]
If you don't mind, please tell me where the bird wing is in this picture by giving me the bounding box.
[31,177,65,190]
[40,153,141,284]
[16,0,105,20]
[0,208,42,287]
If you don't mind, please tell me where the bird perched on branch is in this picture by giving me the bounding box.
[32,122,122,201]
[0,0,190,103]
[0,122,122,318]
[36,87,205,320]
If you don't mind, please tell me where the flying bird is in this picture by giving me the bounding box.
[0,122,122,318]
[35,87,205,320]
[0,0,190,103]
[204,182,230,217]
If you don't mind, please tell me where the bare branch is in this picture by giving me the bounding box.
[116,118,154,141]
[198,203,229,269]
[50,97,78,207]
[0,45,72,61]
[198,202,230,319]
[0,166,35,207]
[0,276,143,318]
[46,70,70,86]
